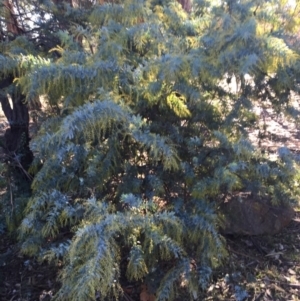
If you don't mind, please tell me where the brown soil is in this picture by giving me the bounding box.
[0,235,60,301]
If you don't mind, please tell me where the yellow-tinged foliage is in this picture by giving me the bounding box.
[166,92,191,118]
[260,37,299,73]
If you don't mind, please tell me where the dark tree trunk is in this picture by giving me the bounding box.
[0,1,32,178]
[3,0,24,35]
[0,77,33,176]
[178,0,192,13]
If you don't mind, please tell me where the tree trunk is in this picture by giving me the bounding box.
[3,0,24,35]
[178,0,192,13]
[0,77,33,176]
[0,1,32,177]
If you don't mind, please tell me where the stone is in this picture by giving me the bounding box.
[219,194,295,235]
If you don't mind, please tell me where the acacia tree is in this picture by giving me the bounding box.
[1,0,300,300]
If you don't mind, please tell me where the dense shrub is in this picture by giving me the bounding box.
[0,0,300,300]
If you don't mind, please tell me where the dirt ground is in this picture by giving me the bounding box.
[249,105,300,152]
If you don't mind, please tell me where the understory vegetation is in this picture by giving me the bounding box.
[0,0,300,300]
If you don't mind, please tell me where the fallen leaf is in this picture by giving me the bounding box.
[242,239,253,247]
[278,243,284,251]
[272,284,286,293]
[265,250,283,260]
[288,269,296,275]
[265,288,272,298]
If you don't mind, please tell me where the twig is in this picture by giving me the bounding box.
[8,177,14,211]
[9,152,32,181]
[122,292,135,301]
[250,237,268,255]
[227,246,261,262]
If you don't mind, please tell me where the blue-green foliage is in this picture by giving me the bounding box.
[3,0,298,300]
